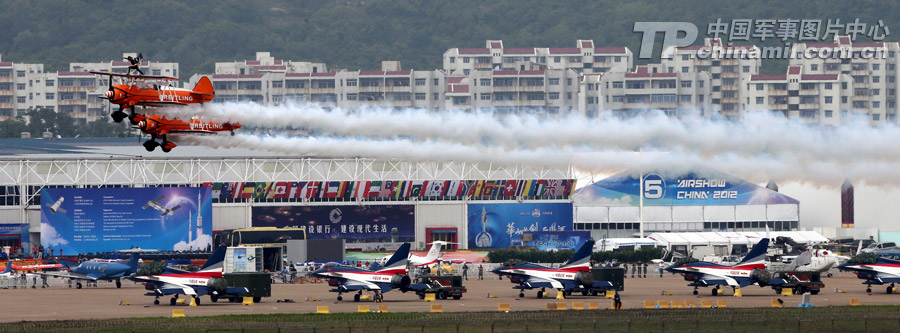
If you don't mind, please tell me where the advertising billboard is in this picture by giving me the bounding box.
[467,203,574,249]
[575,168,799,206]
[521,231,591,251]
[41,187,212,254]
[252,205,414,243]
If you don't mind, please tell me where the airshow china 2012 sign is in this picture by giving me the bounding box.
[574,168,799,206]
[252,205,415,244]
[467,203,574,249]
[41,187,212,254]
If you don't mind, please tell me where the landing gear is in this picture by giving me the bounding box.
[866,287,872,293]
[692,287,699,295]
[128,108,139,126]
[711,287,719,296]
[143,139,159,152]
[115,279,122,288]
[76,282,82,289]
[337,293,343,301]
[154,297,160,305]
[518,292,525,298]
[537,289,544,299]
[193,296,201,306]
[210,295,219,303]
[170,297,177,306]
[374,292,384,303]
[111,108,127,123]
[887,286,894,294]
[354,292,361,302]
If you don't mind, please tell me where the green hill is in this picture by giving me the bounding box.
[1,0,897,76]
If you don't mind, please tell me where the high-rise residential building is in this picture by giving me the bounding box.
[790,36,900,125]
[443,40,632,76]
[0,54,53,120]
[661,38,761,118]
[445,67,581,115]
[745,65,847,125]
[582,64,712,118]
[191,53,446,111]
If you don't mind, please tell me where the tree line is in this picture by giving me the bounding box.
[0,107,131,138]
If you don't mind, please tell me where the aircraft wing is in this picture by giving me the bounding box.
[524,277,565,289]
[137,101,188,107]
[338,279,380,291]
[35,271,98,282]
[89,71,180,81]
[701,276,740,287]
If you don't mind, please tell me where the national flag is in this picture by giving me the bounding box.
[289,182,302,199]
[366,181,382,198]
[303,181,321,198]
[240,182,255,199]
[380,181,394,197]
[252,182,270,200]
[521,180,534,197]
[533,180,549,197]
[323,181,341,198]
[463,181,476,197]
[348,181,361,199]
[473,180,484,197]
[482,180,495,197]
[394,181,408,198]
[209,183,222,200]
[272,182,289,199]
[503,179,519,196]
[425,180,445,197]
[446,180,463,196]
[410,180,426,197]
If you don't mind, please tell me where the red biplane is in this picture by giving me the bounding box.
[133,114,241,152]
[91,71,215,124]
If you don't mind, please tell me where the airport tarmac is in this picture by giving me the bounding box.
[1,272,898,322]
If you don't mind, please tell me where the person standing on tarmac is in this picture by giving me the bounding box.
[613,291,622,309]
[462,263,469,280]
[478,264,484,280]
[631,262,636,278]
[642,261,648,278]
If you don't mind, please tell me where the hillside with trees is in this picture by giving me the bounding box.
[0,0,897,77]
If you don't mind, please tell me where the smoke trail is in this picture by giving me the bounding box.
[180,133,900,186]
[172,102,900,165]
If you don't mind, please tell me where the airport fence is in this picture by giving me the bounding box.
[9,306,900,332]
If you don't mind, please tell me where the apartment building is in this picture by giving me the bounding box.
[790,36,900,125]
[443,40,632,76]
[661,38,761,118]
[745,65,847,125]
[581,65,713,118]
[445,67,581,115]
[0,55,55,120]
[192,54,446,111]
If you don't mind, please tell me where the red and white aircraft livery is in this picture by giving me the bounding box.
[312,243,426,302]
[127,245,247,305]
[379,240,454,267]
[665,237,772,296]
[492,240,614,298]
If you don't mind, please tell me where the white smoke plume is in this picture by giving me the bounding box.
[170,102,900,187]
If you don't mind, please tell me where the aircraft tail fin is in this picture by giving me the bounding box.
[192,76,214,96]
[562,240,595,268]
[199,245,227,272]
[737,237,769,266]
[378,243,410,272]
[856,240,864,256]
[2,260,12,274]
[423,241,443,262]
[128,253,140,273]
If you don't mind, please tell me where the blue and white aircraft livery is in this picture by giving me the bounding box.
[492,240,613,298]
[37,254,139,289]
[838,257,900,294]
[311,243,425,302]
[665,237,771,296]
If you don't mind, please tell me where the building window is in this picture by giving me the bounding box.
[45,80,54,87]
[16,71,24,77]
[345,79,357,87]
[681,81,692,88]
[743,66,750,73]
[874,114,881,121]
[566,78,573,85]
[681,54,690,60]
[756,97,764,104]
[549,78,559,85]
[415,93,425,100]
[680,95,691,102]
[346,93,357,101]
[825,96,833,104]
[612,81,623,88]
[462,69,470,75]
[682,67,689,73]
[811,64,818,71]
[553,56,561,63]
[841,96,848,103]
[825,110,833,118]
[463,57,470,63]
[449,57,455,63]
[16,96,25,103]
[16,84,24,90]
[874,101,881,108]
[480,93,491,100]
[272,81,283,88]
[45,93,54,100]
[874,64,881,70]
[549,92,559,100]
[614,56,621,62]
[434,79,439,86]
[433,93,439,100]
[415,78,425,86]
[699,81,704,88]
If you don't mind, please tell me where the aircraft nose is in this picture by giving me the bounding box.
[105,90,114,99]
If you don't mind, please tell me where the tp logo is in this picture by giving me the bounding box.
[633,22,699,59]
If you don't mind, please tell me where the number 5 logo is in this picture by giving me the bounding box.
[642,174,665,199]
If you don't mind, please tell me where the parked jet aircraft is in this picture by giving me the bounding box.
[312,242,424,302]
[133,114,241,152]
[36,253,139,289]
[665,237,772,296]
[127,245,248,305]
[142,195,180,216]
[91,70,214,124]
[837,249,900,294]
[491,240,613,298]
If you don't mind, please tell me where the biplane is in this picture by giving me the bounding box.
[90,71,215,124]
[133,114,241,153]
